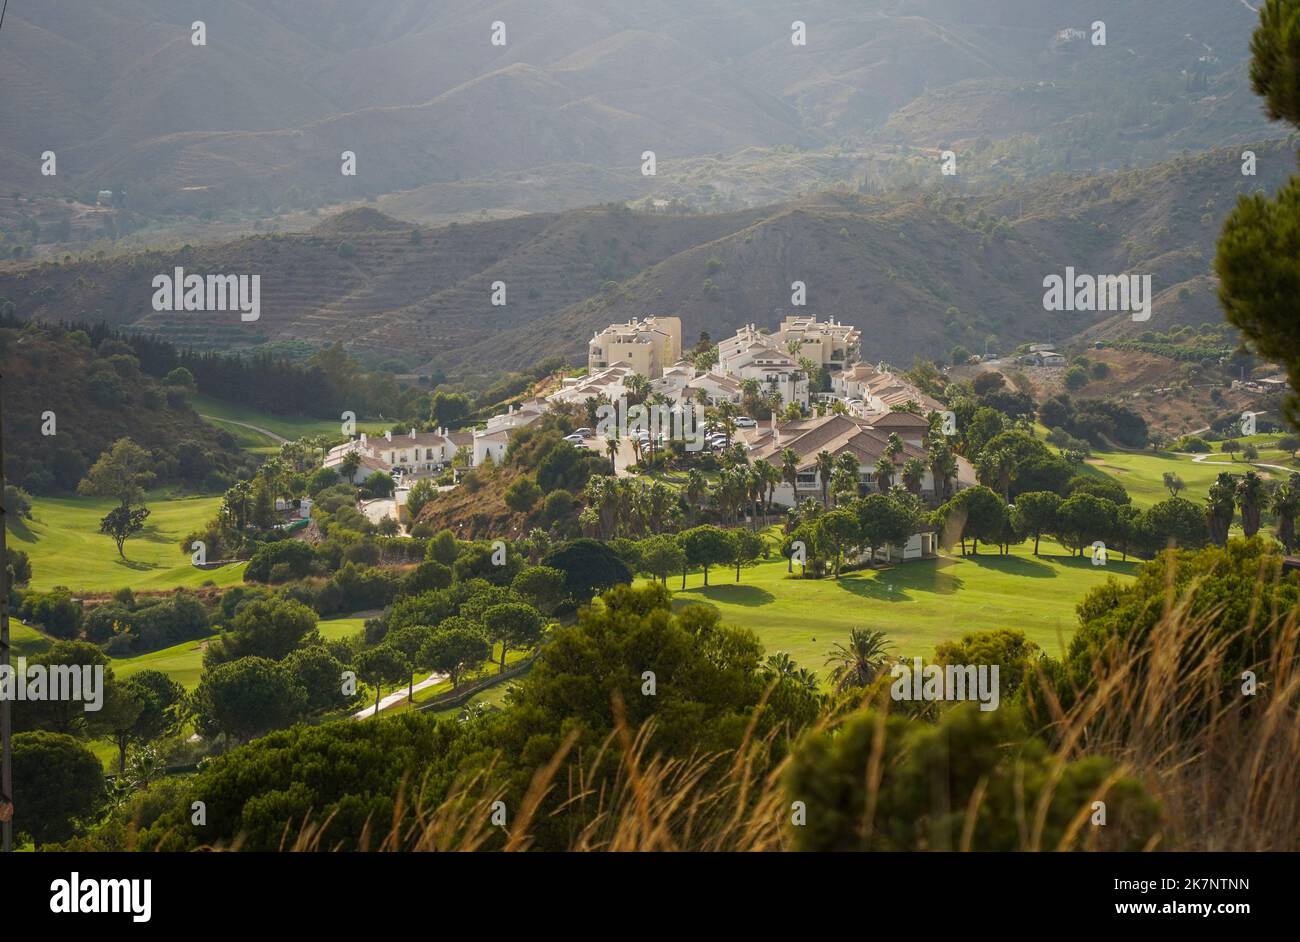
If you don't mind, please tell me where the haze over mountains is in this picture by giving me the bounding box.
[0,0,1280,219]
[1,140,1288,379]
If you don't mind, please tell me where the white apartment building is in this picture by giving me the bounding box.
[587,316,682,379]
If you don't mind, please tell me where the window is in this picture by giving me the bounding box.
[796,472,817,488]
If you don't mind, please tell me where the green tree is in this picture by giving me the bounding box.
[1143,497,1211,553]
[77,437,154,510]
[1010,491,1061,555]
[504,476,542,513]
[405,478,439,519]
[420,624,490,688]
[98,504,150,559]
[386,624,437,702]
[1217,2,1300,424]
[193,657,308,743]
[1055,494,1117,557]
[540,538,633,600]
[729,528,766,582]
[1272,474,1300,551]
[681,525,733,587]
[482,602,545,673]
[511,565,568,614]
[100,670,185,772]
[636,534,686,587]
[814,450,834,508]
[12,731,105,845]
[353,645,411,717]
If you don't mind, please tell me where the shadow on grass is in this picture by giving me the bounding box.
[960,553,1057,577]
[678,582,776,607]
[138,522,178,545]
[5,515,38,545]
[113,556,162,573]
[834,576,911,602]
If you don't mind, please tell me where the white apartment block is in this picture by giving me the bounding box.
[587,315,682,379]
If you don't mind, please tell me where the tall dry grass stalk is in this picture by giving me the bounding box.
[233,557,1299,852]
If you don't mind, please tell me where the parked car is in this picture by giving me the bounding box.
[572,428,594,437]
[563,433,585,443]
[734,416,757,428]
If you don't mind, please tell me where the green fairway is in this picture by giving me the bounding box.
[318,615,368,642]
[202,416,283,455]
[9,619,52,658]
[192,394,386,443]
[663,545,1135,678]
[110,634,216,690]
[1084,445,1296,510]
[9,491,247,594]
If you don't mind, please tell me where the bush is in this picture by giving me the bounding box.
[504,476,542,513]
[1063,365,1090,391]
[245,540,318,583]
[18,588,82,638]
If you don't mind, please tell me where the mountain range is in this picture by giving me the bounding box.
[1,139,1289,382]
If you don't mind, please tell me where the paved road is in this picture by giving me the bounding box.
[353,670,449,719]
[200,414,290,445]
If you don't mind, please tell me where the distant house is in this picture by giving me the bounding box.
[742,413,974,508]
[324,427,467,482]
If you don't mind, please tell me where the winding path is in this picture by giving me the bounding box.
[352,671,449,719]
[199,414,290,445]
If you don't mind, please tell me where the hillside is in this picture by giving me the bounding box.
[0,0,1280,230]
[0,140,1290,382]
[0,321,250,494]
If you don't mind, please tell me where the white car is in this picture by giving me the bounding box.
[734,416,757,428]
[563,433,585,443]
[572,428,593,437]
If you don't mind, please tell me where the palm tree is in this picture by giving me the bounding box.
[1273,473,1300,552]
[815,450,835,508]
[885,433,904,461]
[835,452,861,501]
[757,458,781,521]
[716,399,738,447]
[685,469,707,522]
[625,372,651,405]
[605,432,620,476]
[929,441,958,501]
[1235,470,1267,538]
[766,651,799,678]
[781,447,800,505]
[976,448,1015,502]
[874,456,896,492]
[831,466,858,507]
[1206,472,1237,546]
[901,457,927,495]
[826,628,894,692]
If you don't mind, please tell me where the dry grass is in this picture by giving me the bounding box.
[192,552,1300,852]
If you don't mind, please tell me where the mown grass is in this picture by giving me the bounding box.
[192,394,386,443]
[661,542,1134,677]
[10,490,247,594]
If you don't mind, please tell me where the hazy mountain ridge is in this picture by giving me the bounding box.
[0,0,1278,221]
[1,141,1289,382]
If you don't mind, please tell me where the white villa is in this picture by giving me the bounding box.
[324,427,471,483]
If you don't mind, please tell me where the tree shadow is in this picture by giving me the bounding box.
[138,522,176,545]
[113,556,161,573]
[5,515,38,545]
[961,554,1057,577]
[835,576,911,602]
[679,583,776,607]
